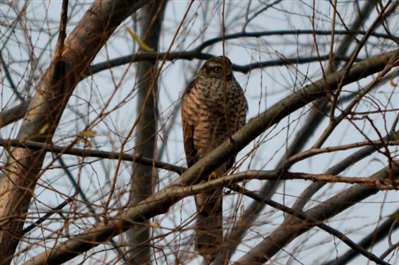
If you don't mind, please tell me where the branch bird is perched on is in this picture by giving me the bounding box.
[181,56,247,262]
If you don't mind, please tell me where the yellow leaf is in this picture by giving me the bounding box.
[39,123,50,134]
[127,28,154,52]
[150,222,160,229]
[80,129,96,138]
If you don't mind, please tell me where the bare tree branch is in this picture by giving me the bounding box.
[215,2,382,261]
[23,156,399,265]
[7,26,387,130]
[228,184,390,265]
[22,47,399,265]
[190,29,399,53]
[0,101,29,128]
[0,51,24,101]
[0,1,152,263]
[321,208,399,265]
[2,2,398,264]
[234,163,399,265]
[216,3,394,263]
[289,1,399,214]
[0,138,184,174]
[127,1,167,264]
[292,123,399,212]
[88,52,354,76]
[214,1,392,257]
[4,134,399,187]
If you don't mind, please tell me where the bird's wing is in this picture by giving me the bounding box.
[181,80,199,167]
[182,117,198,167]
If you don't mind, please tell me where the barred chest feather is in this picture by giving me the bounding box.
[194,75,246,116]
[183,75,247,147]
[181,60,248,160]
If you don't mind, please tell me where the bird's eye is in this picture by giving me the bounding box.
[212,66,222,73]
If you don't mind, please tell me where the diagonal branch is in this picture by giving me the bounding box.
[214,2,382,261]
[22,48,399,265]
[0,54,354,130]
[175,48,399,187]
[24,156,398,265]
[0,1,152,264]
[0,138,184,174]
[127,1,168,264]
[4,26,397,130]
[234,163,399,265]
[321,208,399,265]
[0,99,29,128]
[228,184,390,265]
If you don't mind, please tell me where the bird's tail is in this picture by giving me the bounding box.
[195,187,223,263]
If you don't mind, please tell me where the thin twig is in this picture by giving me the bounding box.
[23,158,399,265]
[88,52,354,75]
[228,184,391,265]
[0,138,184,174]
[321,208,399,265]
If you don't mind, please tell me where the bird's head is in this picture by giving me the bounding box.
[200,56,233,79]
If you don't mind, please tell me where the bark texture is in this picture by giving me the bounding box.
[214,2,382,263]
[23,48,399,265]
[0,1,150,264]
[127,1,167,264]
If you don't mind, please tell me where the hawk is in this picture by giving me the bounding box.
[181,56,247,261]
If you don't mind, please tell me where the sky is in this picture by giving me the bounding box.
[0,1,399,264]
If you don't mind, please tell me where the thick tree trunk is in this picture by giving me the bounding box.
[22,48,399,265]
[127,1,167,264]
[0,1,150,264]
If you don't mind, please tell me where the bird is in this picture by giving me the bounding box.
[181,56,247,261]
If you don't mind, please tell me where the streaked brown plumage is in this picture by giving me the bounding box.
[181,56,247,261]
